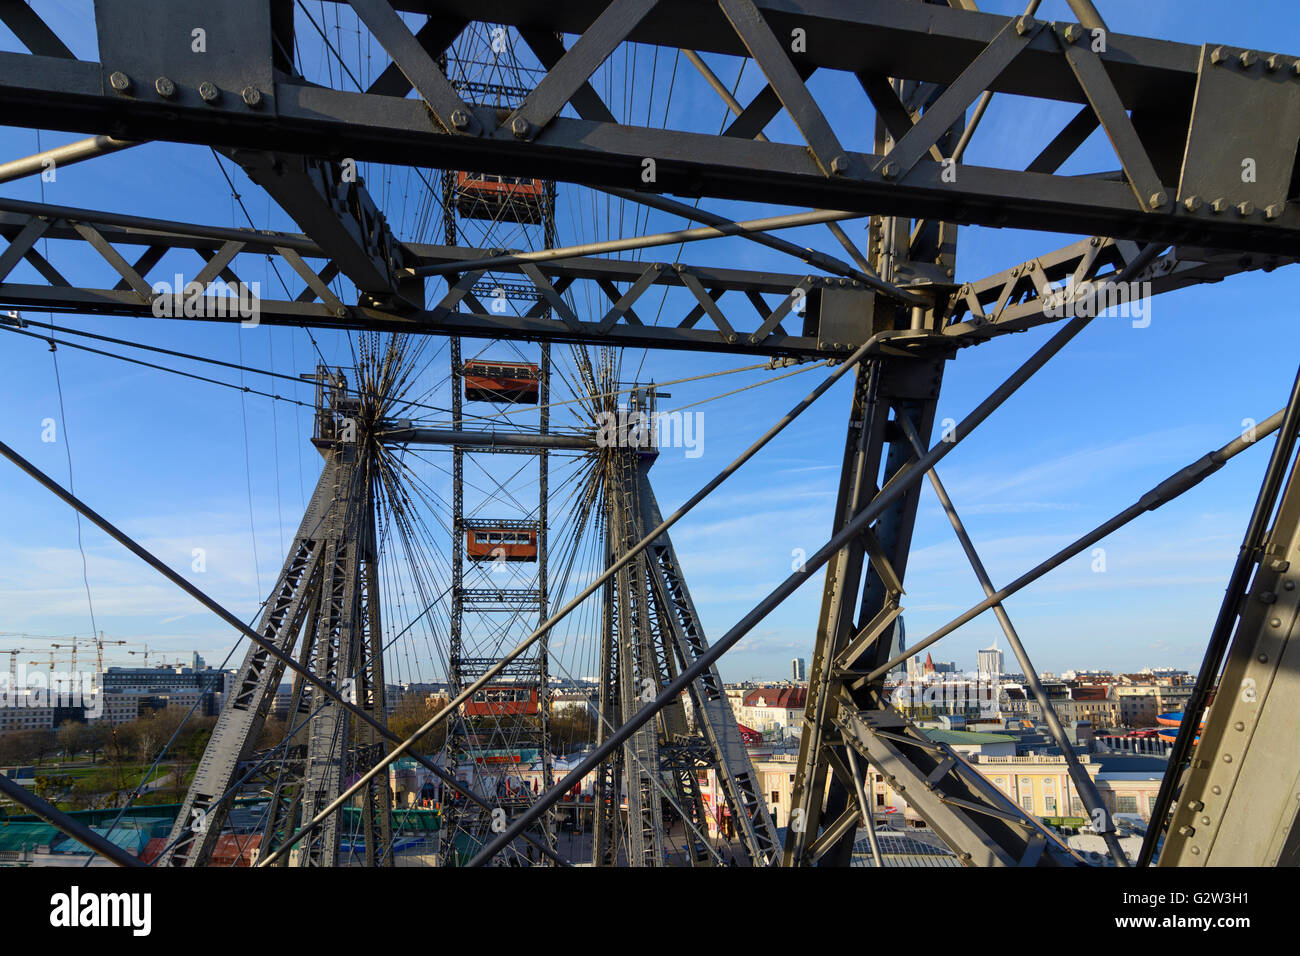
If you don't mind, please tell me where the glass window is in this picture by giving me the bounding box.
[1116,795,1139,814]
[1020,794,1034,812]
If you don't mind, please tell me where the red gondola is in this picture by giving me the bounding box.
[465,526,538,562]
[463,360,540,404]
[463,685,540,717]
[454,171,547,224]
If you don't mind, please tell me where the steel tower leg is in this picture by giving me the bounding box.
[1159,432,1300,866]
[609,447,666,866]
[634,460,781,866]
[161,458,337,866]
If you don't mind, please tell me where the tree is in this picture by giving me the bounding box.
[549,710,597,753]
[57,721,88,760]
[5,728,58,765]
[83,723,110,763]
[388,696,449,755]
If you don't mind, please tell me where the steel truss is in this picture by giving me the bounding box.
[2,0,1299,869]
[162,370,394,867]
[595,398,779,866]
[441,60,558,859]
[5,1,1300,253]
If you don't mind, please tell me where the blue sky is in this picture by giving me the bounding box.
[1,0,1298,684]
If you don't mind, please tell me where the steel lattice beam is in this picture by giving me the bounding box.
[4,1,1300,254]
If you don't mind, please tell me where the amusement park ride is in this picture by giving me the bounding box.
[0,0,1298,869]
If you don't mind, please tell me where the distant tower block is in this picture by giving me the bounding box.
[978,646,1004,679]
[791,657,806,682]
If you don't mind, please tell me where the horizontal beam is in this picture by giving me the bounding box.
[378,426,597,449]
[4,1,1298,254]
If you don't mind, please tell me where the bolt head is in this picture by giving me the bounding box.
[198,81,220,103]
[830,154,849,175]
[1211,197,1229,214]
[510,115,531,139]
[1149,191,1168,210]
[241,86,263,108]
[1210,46,1227,65]
[1015,14,1035,36]
[1266,202,1285,220]
[1060,23,1081,44]
[1238,200,1255,217]
[154,76,176,99]
[1240,50,1258,69]
[880,161,899,180]
[1183,194,1202,213]
[109,71,132,93]
[1267,54,1285,72]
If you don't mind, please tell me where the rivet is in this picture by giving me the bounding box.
[1234,721,1245,731]
[1258,652,1269,662]
[1270,617,1282,627]
[1223,754,1233,763]
[1191,846,1201,855]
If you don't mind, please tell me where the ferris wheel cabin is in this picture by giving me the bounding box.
[453,171,548,224]
[463,360,541,404]
[464,519,539,562]
[462,685,541,718]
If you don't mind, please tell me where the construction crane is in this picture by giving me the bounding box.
[125,644,151,668]
[0,649,25,688]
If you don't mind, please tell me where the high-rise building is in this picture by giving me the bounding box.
[790,657,806,682]
[977,646,1003,678]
